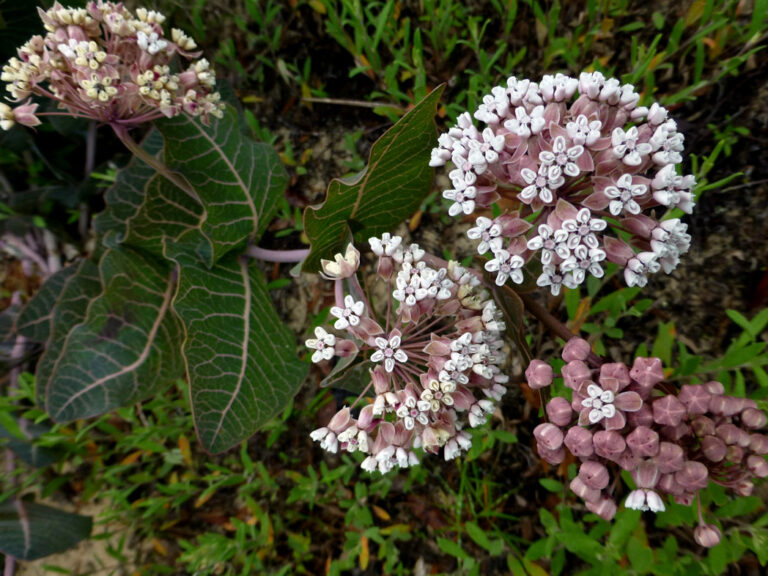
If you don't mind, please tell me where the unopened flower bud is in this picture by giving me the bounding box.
[660,422,691,442]
[694,524,721,548]
[716,423,743,445]
[629,357,665,393]
[741,408,768,430]
[703,380,725,395]
[746,455,768,478]
[593,430,626,462]
[657,473,683,495]
[538,445,566,465]
[701,435,727,462]
[626,426,660,458]
[562,338,591,362]
[711,395,745,417]
[675,461,708,491]
[652,395,686,427]
[691,415,715,437]
[562,360,592,390]
[534,423,564,451]
[749,433,768,454]
[627,404,654,427]
[734,480,753,496]
[654,442,684,473]
[579,460,610,490]
[678,384,711,414]
[586,497,617,521]
[674,493,694,506]
[600,363,631,387]
[564,426,594,457]
[570,476,600,503]
[546,397,572,426]
[328,407,351,432]
[526,359,553,389]
[725,445,744,463]
[633,460,660,489]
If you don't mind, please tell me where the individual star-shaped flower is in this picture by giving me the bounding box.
[305,326,336,363]
[575,377,643,430]
[330,295,365,330]
[370,330,408,373]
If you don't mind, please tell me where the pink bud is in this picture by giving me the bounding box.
[678,385,711,414]
[534,423,564,451]
[622,214,657,238]
[701,436,726,462]
[546,397,573,427]
[716,423,743,445]
[538,445,566,465]
[660,422,692,442]
[694,524,721,548]
[658,473,683,495]
[627,404,654,427]
[603,236,635,266]
[674,493,694,506]
[703,380,725,395]
[710,396,745,417]
[12,101,40,127]
[616,448,639,471]
[675,461,708,491]
[562,338,591,362]
[749,433,768,454]
[586,497,617,521]
[629,357,665,397]
[633,460,660,489]
[652,395,686,427]
[626,426,660,458]
[570,476,601,503]
[377,255,394,279]
[725,445,744,463]
[593,430,626,462]
[600,363,631,388]
[526,360,553,389]
[328,407,351,432]
[691,416,716,437]
[579,460,610,490]
[564,426,594,457]
[357,405,374,429]
[746,455,768,478]
[742,408,767,430]
[371,367,389,395]
[562,360,592,390]
[734,480,753,497]
[654,442,685,473]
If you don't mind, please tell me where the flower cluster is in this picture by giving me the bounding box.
[0,1,223,130]
[430,73,695,294]
[308,235,509,472]
[528,338,768,546]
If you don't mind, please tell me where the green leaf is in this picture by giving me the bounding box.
[171,255,307,453]
[714,496,764,518]
[437,537,470,559]
[16,265,78,342]
[465,521,493,553]
[35,260,102,407]
[538,478,562,493]
[0,500,91,560]
[45,248,184,422]
[0,421,63,468]
[627,537,653,574]
[302,86,444,272]
[97,106,288,268]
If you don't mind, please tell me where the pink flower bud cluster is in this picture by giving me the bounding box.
[0,1,224,129]
[528,339,768,547]
[309,237,509,473]
[430,73,695,294]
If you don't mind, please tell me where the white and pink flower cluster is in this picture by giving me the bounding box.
[0,1,223,130]
[528,338,768,547]
[308,236,509,472]
[430,73,695,294]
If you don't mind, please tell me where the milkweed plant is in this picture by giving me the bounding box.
[1,0,765,565]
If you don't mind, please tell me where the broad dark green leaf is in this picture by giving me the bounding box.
[45,247,183,422]
[302,86,444,272]
[35,260,102,407]
[0,421,63,468]
[0,304,20,343]
[0,500,91,560]
[16,265,78,342]
[96,106,288,268]
[172,255,307,453]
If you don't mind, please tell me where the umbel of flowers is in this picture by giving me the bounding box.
[308,235,509,473]
[0,1,223,130]
[430,73,694,294]
[528,338,768,547]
